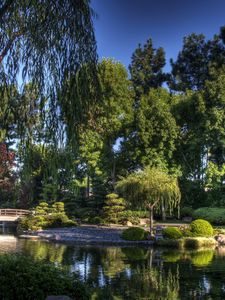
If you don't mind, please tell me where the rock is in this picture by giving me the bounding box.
[126,221,133,226]
[46,296,72,300]
[215,234,225,245]
[139,218,150,225]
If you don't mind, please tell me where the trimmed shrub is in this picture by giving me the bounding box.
[189,219,213,237]
[122,227,148,241]
[0,255,89,300]
[193,207,225,225]
[162,227,183,239]
[45,213,76,228]
[103,193,126,223]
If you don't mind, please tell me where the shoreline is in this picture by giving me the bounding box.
[19,225,154,246]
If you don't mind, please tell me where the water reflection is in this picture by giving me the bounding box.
[0,234,225,299]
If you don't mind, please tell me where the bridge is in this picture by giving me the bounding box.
[0,209,30,222]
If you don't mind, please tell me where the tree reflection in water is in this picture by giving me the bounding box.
[1,237,225,299]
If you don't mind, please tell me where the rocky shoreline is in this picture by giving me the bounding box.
[19,225,154,246]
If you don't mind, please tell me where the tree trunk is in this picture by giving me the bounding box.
[86,174,90,199]
[161,201,166,221]
[149,206,154,236]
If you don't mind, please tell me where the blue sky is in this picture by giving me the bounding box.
[91,0,225,72]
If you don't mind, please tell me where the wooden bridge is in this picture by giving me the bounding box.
[0,209,30,222]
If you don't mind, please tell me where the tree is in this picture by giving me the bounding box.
[117,167,181,235]
[170,30,225,91]
[129,38,167,100]
[0,0,98,145]
[0,143,15,205]
[76,58,133,200]
[119,88,178,171]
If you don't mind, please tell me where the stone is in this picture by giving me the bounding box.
[139,218,150,225]
[126,221,133,226]
[215,234,225,245]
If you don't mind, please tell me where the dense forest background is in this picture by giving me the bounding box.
[0,14,225,220]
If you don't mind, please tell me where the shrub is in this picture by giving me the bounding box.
[193,207,225,225]
[45,213,76,228]
[162,227,183,239]
[121,227,148,241]
[189,219,213,237]
[118,210,148,225]
[180,206,194,218]
[0,255,89,300]
[51,202,65,214]
[103,193,126,223]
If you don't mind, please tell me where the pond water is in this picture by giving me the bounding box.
[1,229,225,299]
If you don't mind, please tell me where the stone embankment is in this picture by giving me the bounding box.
[20,225,154,246]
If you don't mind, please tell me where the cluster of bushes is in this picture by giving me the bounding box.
[162,219,214,240]
[0,255,89,299]
[193,207,225,225]
[159,219,217,249]
[18,202,77,231]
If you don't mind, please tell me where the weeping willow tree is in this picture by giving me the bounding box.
[117,167,181,235]
[0,0,98,145]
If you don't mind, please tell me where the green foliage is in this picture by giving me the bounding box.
[193,207,225,225]
[0,255,89,300]
[163,227,183,239]
[129,38,167,99]
[118,210,149,225]
[0,0,98,147]
[103,193,126,224]
[18,202,76,231]
[45,213,77,228]
[35,202,49,215]
[170,32,225,91]
[180,206,194,218]
[189,219,213,237]
[51,202,65,214]
[117,167,180,211]
[121,227,148,241]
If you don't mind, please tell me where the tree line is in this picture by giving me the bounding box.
[0,2,224,218]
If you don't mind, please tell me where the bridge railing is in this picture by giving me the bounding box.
[0,209,30,217]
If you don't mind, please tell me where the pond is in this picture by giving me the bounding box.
[1,229,225,299]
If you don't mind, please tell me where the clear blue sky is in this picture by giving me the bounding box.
[91,0,225,72]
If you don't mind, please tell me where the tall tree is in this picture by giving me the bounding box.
[129,38,167,100]
[0,0,98,145]
[119,88,178,171]
[170,28,225,91]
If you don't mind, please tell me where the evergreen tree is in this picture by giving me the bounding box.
[129,38,167,100]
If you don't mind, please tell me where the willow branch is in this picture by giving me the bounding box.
[0,30,22,63]
[0,0,14,19]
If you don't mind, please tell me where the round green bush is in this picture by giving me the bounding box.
[162,227,183,239]
[122,227,148,241]
[189,219,213,237]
